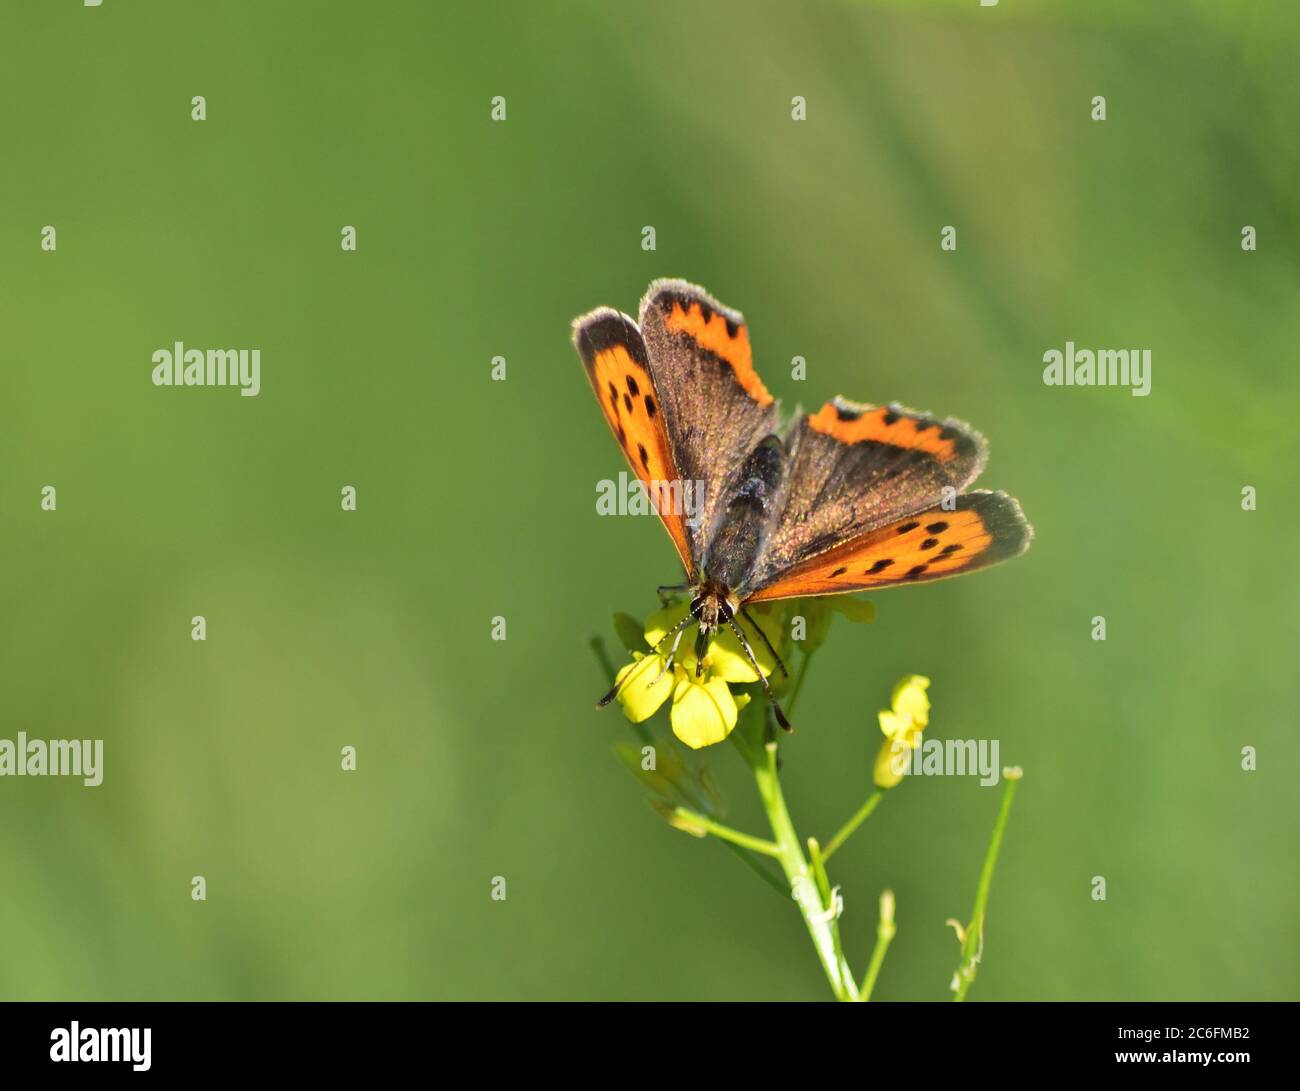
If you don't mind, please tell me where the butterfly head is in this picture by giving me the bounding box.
[688,583,737,677]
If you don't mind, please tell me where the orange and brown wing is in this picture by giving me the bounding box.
[573,307,696,577]
[745,490,1031,603]
[638,279,781,562]
[804,397,985,465]
[752,396,988,585]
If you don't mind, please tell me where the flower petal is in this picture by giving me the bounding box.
[890,674,931,727]
[644,602,691,648]
[670,674,739,749]
[615,653,674,723]
[878,709,910,739]
[873,736,913,789]
[709,609,780,682]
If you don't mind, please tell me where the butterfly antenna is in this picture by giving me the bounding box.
[725,616,793,732]
[596,610,698,708]
[739,606,788,679]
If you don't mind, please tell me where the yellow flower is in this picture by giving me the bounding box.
[873,674,931,789]
[613,652,675,723]
[670,673,752,750]
[888,673,930,729]
[643,603,778,682]
[612,603,772,749]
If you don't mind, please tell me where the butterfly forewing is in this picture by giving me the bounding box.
[638,279,781,565]
[573,307,697,577]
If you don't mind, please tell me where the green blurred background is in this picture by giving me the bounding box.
[2,0,1297,1001]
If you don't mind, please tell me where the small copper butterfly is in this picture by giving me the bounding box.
[573,279,1032,728]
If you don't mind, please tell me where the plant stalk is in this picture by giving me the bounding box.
[750,737,859,1000]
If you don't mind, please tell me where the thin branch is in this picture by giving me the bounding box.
[822,788,885,861]
[670,807,782,857]
[951,768,1022,1001]
[807,837,848,988]
[859,889,896,1001]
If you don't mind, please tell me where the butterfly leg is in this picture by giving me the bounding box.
[740,606,789,679]
[656,582,692,606]
[724,617,793,732]
[649,624,687,686]
[597,609,698,708]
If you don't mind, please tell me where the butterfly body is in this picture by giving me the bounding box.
[701,434,785,594]
[574,279,1032,726]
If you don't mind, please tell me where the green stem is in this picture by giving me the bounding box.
[671,807,781,857]
[750,734,859,1001]
[806,837,849,988]
[822,789,885,861]
[806,837,833,906]
[951,768,1022,1001]
[859,889,896,1001]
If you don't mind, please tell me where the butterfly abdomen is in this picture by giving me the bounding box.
[703,436,786,592]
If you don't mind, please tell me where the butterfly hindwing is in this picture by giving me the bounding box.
[748,397,988,589]
[638,279,781,563]
[745,490,1031,602]
[573,307,696,577]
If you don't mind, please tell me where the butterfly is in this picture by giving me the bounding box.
[573,279,1032,730]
